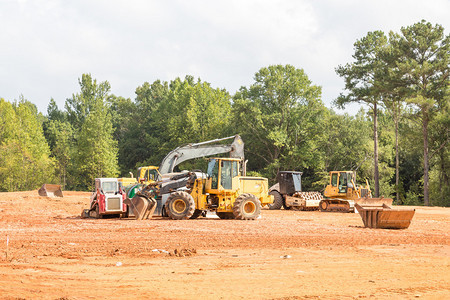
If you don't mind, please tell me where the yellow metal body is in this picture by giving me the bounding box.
[118,177,137,188]
[137,166,161,185]
[118,166,161,189]
[191,158,272,212]
[324,171,372,200]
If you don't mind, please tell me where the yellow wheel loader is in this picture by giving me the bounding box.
[137,157,273,220]
[128,135,249,219]
[320,171,393,213]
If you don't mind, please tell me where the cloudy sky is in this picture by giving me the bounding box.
[1,0,449,115]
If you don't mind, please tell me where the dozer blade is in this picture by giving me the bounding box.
[125,195,157,220]
[355,197,393,206]
[38,184,63,197]
[355,203,415,229]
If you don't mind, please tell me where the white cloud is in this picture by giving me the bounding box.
[0,0,449,114]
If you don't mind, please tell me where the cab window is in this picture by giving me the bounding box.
[232,161,238,178]
[221,160,232,190]
[331,173,338,187]
[145,169,158,181]
[207,159,219,189]
[339,172,347,193]
[102,181,117,193]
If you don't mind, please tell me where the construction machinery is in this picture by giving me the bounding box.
[38,184,63,197]
[136,166,161,184]
[117,166,160,190]
[81,178,128,219]
[355,203,415,229]
[118,176,137,189]
[127,135,247,219]
[320,171,392,213]
[134,157,273,220]
[268,171,323,210]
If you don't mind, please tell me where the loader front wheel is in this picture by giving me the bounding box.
[166,191,195,220]
[268,191,283,210]
[233,193,261,220]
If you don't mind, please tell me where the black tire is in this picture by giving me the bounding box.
[216,212,235,219]
[233,193,261,220]
[166,191,195,220]
[319,200,329,212]
[190,209,203,219]
[162,205,168,218]
[268,191,283,210]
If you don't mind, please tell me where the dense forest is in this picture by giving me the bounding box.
[0,20,448,206]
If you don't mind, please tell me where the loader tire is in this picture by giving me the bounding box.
[190,209,203,219]
[268,191,283,210]
[233,193,261,220]
[216,212,235,219]
[166,191,195,220]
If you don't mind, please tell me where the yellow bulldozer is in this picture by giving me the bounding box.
[320,171,393,213]
[132,157,273,220]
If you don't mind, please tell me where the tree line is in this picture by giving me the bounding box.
[0,20,448,206]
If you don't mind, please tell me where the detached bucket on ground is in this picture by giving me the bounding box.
[355,203,415,229]
[38,184,64,197]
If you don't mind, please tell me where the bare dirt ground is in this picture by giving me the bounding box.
[0,191,448,300]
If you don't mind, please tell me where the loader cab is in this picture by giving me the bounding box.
[206,158,240,191]
[95,178,119,194]
[324,171,356,197]
[137,166,161,184]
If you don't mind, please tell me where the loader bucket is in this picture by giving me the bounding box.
[38,184,63,197]
[125,194,157,220]
[355,203,415,229]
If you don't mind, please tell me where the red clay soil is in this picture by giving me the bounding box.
[0,191,448,299]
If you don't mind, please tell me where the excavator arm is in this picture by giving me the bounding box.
[128,135,245,219]
[158,135,244,174]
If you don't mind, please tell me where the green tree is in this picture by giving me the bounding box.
[107,95,137,175]
[390,20,449,205]
[61,74,120,190]
[65,73,111,130]
[320,109,372,181]
[75,107,119,190]
[0,98,55,191]
[129,76,233,172]
[45,120,74,189]
[336,31,389,197]
[232,64,325,181]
